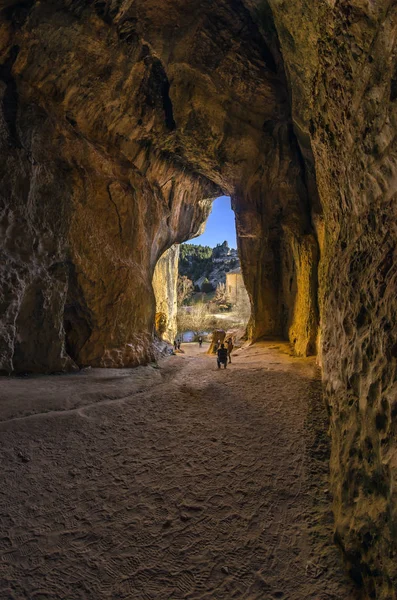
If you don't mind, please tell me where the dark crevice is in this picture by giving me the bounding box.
[0,45,21,148]
[107,183,123,240]
[233,0,279,74]
[161,78,176,131]
[3,0,35,27]
[12,284,45,373]
[66,113,77,128]
[142,58,176,131]
[93,0,114,25]
[390,69,397,102]
[256,36,277,74]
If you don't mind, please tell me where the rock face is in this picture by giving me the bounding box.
[179,242,240,290]
[1,0,397,595]
[0,1,218,370]
[226,269,250,308]
[152,245,179,343]
[267,2,397,597]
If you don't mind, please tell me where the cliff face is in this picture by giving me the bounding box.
[152,245,179,343]
[1,0,397,594]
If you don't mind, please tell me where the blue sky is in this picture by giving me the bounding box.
[186,196,237,249]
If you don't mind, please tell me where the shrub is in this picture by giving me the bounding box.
[177,302,212,335]
[177,275,194,305]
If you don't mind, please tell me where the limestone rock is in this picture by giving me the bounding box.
[268,0,397,595]
[153,245,179,343]
[0,1,397,593]
[207,329,226,355]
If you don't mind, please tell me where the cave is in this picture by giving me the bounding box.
[1,0,396,597]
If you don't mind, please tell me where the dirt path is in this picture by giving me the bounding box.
[0,342,357,599]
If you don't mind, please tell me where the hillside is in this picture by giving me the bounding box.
[179,241,240,290]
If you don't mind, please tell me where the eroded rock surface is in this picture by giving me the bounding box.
[1,0,397,595]
[268,1,397,596]
[0,1,219,369]
[152,244,179,343]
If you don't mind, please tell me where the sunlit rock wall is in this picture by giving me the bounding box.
[152,245,179,343]
[64,152,215,368]
[280,225,319,357]
[0,2,218,371]
[233,126,319,355]
[266,0,397,595]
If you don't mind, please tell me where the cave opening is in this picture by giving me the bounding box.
[150,137,321,357]
[177,195,251,342]
[152,195,252,345]
[188,196,237,250]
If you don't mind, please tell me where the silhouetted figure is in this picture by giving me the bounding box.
[226,338,233,363]
[177,339,181,350]
[198,336,203,347]
[173,340,178,351]
[217,343,228,369]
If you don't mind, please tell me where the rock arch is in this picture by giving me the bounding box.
[1,0,396,595]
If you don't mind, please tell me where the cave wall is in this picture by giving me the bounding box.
[64,150,215,368]
[0,0,321,372]
[280,224,318,356]
[152,244,179,343]
[232,121,319,354]
[1,0,397,594]
[265,0,397,596]
[0,2,219,371]
[0,94,76,373]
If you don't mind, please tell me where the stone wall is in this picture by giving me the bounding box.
[225,270,250,308]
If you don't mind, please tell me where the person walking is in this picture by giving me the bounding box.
[173,339,178,351]
[177,339,181,350]
[217,343,228,369]
[198,336,203,348]
[226,338,234,363]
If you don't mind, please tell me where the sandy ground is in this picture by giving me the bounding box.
[0,342,358,600]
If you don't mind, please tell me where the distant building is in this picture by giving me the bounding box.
[226,268,250,306]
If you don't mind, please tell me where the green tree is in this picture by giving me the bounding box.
[179,243,213,282]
